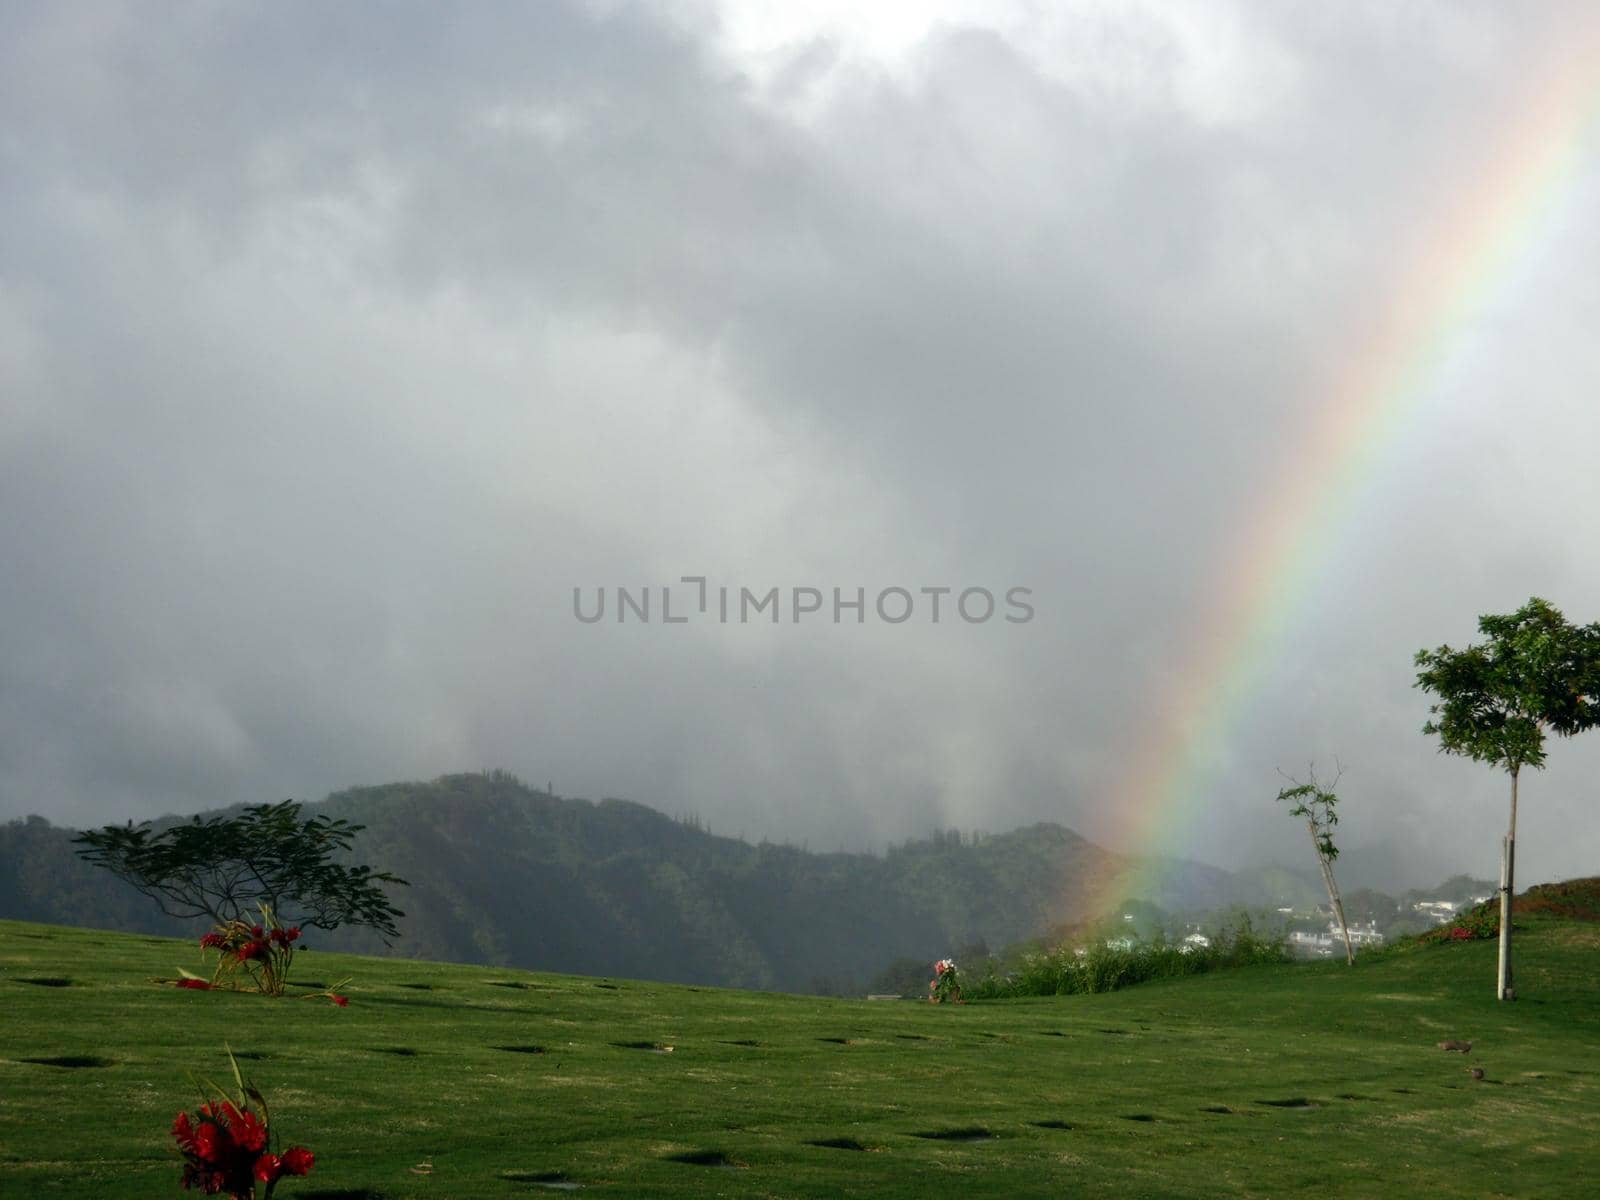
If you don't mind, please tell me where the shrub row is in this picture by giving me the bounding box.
[967,922,1289,999]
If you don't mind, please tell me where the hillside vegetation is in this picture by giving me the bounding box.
[0,773,1494,991]
[4,883,1600,1197]
[0,773,1319,992]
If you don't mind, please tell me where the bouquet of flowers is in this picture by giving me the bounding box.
[200,903,301,995]
[929,957,963,1004]
[171,1048,315,1198]
[180,902,348,1005]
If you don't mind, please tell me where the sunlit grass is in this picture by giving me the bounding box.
[2,910,1598,1197]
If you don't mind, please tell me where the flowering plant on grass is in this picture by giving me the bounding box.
[928,958,964,1004]
[203,902,300,994]
[172,1047,314,1198]
[176,902,350,1005]
[1417,901,1499,945]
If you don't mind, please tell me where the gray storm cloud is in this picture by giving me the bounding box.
[2,1,1598,886]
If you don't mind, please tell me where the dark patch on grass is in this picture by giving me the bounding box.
[1256,1098,1318,1109]
[292,981,329,990]
[1335,1093,1374,1101]
[913,1127,994,1142]
[1200,1105,1234,1114]
[718,1039,759,1047]
[21,1055,113,1068]
[1030,1119,1073,1130]
[1391,1087,1416,1095]
[612,1041,671,1053]
[371,1046,419,1056]
[895,1033,929,1041]
[495,1045,546,1055]
[489,980,529,990]
[1037,1030,1067,1037]
[397,982,435,990]
[1122,1113,1158,1122]
[17,976,74,987]
[1096,1028,1132,1036]
[231,1051,270,1061]
[593,983,619,990]
[809,1136,868,1151]
[818,1037,852,1045]
[666,1149,739,1167]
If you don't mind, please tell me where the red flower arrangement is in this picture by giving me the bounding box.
[180,903,348,1005]
[172,1049,315,1198]
[929,957,964,1004]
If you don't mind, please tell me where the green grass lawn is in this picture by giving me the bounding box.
[3,912,1598,1198]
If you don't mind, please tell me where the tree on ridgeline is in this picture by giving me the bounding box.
[1276,764,1353,965]
[1414,597,1600,1001]
[74,800,409,940]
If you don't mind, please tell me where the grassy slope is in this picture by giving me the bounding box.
[2,910,1598,1199]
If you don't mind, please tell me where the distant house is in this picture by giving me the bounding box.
[1412,899,1461,922]
[1288,930,1333,949]
[1287,920,1385,957]
[1343,920,1385,946]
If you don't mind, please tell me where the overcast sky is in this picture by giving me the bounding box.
[4,1,1599,886]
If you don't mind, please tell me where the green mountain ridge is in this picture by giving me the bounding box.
[0,771,1475,992]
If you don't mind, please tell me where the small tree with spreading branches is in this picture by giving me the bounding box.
[1276,764,1353,965]
[74,800,408,940]
[1415,597,1600,1001]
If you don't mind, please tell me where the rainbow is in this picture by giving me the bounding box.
[1076,26,1600,922]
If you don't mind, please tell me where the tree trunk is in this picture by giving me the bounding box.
[1309,818,1354,965]
[1497,768,1518,1001]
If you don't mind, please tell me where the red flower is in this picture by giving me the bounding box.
[192,1121,226,1164]
[199,932,224,949]
[177,978,212,990]
[253,1153,283,1184]
[172,1111,195,1148]
[231,1108,268,1153]
[285,926,301,942]
[251,925,264,939]
[330,994,348,1007]
[281,1146,315,1176]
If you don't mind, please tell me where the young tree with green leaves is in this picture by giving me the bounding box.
[1414,597,1600,1000]
[1276,766,1353,965]
[74,800,408,940]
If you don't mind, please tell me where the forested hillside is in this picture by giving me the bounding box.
[0,772,1452,992]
